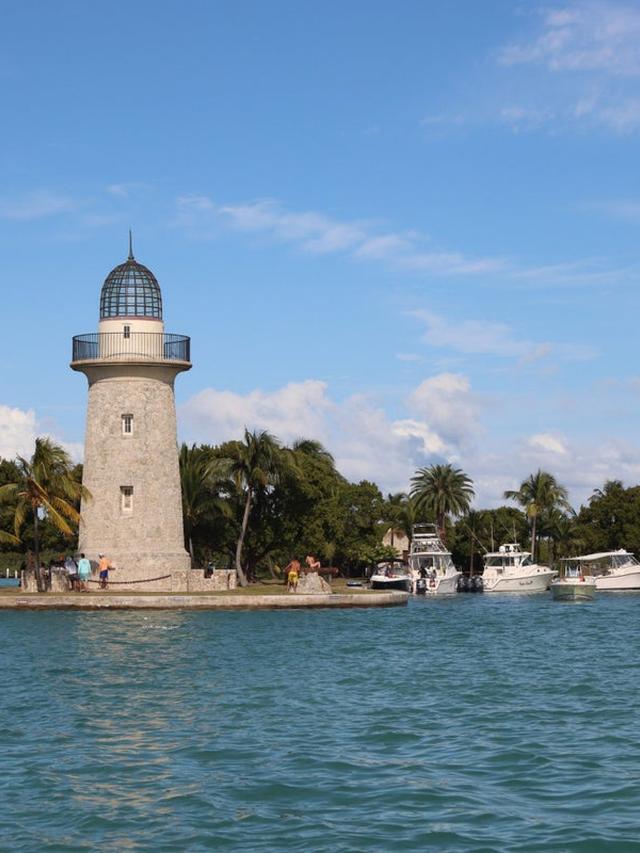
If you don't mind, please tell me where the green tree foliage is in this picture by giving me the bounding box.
[410,464,475,543]
[573,480,640,556]
[504,469,572,560]
[0,438,89,591]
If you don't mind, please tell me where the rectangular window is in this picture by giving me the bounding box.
[121,486,133,512]
[122,414,133,435]
[123,325,131,339]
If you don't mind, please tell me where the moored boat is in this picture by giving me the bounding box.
[567,550,640,591]
[408,524,461,595]
[481,543,556,593]
[551,560,597,601]
[369,560,412,592]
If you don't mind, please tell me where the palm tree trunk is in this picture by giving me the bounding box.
[33,508,44,593]
[188,535,195,569]
[235,489,251,587]
[437,513,446,544]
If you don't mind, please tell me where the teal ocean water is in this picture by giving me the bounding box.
[1,595,639,851]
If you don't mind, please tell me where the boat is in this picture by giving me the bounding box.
[566,550,640,591]
[369,560,412,592]
[481,543,556,593]
[551,560,597,601]
[408,524,461,595]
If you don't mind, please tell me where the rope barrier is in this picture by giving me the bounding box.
[84,574,172,586]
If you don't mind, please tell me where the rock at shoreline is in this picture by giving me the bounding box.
[295,572,332,594]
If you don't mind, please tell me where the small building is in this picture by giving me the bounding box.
[382,528,410,560]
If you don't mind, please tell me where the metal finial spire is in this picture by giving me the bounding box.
[128,229,134,260]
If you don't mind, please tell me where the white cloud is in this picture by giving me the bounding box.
[412,310,595,363]
[495,3,640,134]
[0,191,75,221]
[176,194,507,278]
[178,375,640,509]
[527,433,569,454]
[500,3,640,76]
[177,193,626,287]
[0,405,83,463]
[179,375,482,493]
[0,406,37,460]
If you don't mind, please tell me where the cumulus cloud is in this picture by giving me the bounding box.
[0,406,37,460]
[179,374,482,494]
[180,377,640,509]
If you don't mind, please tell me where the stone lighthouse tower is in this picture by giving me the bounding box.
[71,238,191,588]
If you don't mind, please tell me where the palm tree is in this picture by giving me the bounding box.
[383,492,409,551]
[227,429,295,587]
[0,438,90,591]
[503,469,571,561]
[179,443,231,567]
[410,464,474,543]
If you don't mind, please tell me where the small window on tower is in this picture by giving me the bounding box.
[123,325,131,339]
[121,486,133,512]
[122,414,134,435]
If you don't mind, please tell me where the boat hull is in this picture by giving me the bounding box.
[551,581,596,601]
[371,578,412,592]
[426,572,461,595]
[594,568,640,591]
[482,571,555,594]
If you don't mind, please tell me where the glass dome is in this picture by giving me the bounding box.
[99,252,163,320]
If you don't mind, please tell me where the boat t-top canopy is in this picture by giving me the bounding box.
[563,549,635,562]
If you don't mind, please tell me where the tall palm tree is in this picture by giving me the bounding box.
[0,438,90,591]
[410,464,474,543]
[227,429,294,587]
[503,469,571,561]
[179,443,231,567]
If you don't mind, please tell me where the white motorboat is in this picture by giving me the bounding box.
[369,560,412,592]
[482,543,556,593]
[551,561,597,601]
[408,524,461,595]
[567,550,640,591]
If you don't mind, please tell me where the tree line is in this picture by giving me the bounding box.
[2,432,640,584]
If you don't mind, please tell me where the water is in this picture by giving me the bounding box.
[1,595,639,851]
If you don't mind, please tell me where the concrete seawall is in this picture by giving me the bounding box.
[0,591,409,611]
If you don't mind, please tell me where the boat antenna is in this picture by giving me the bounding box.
[463,523,489,554]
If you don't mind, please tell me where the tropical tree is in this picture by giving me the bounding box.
[179,443,231,567]
[0,438,89,591]
[227,429,295,586]
[503,469,571,561]
[410,464,475,543]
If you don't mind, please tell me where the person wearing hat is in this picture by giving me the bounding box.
[98,554,113,589]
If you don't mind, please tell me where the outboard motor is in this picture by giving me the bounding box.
[458,575,469,592]
[471,575,483,593]
[416,577,427,595]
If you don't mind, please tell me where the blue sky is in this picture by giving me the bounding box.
[2,0,640,506]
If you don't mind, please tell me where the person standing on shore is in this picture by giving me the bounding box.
[98,554,113,589]
[285,559,300,592]
[64,555,78,591]
[77,553,92,592]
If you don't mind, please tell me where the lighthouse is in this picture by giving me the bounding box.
[71,238,191,588]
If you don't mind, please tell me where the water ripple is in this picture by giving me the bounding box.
[1,596,640,850]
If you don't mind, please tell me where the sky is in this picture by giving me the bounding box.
[2,0,640,508]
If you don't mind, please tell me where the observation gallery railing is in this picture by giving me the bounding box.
[72,332,191,363]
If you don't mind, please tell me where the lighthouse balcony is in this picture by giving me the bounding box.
[71,332,191,365]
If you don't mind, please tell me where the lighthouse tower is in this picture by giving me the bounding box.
[71,238,191,588]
